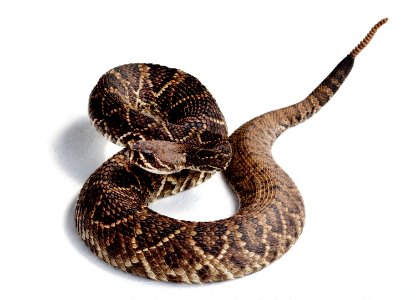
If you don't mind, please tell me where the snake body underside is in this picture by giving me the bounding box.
[76,19,387,283]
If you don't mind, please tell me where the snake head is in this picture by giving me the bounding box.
[129,138,232,174]
[130,140,188,174]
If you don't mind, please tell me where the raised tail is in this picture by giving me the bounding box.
[350,18,388,58]
[255,18,388,140]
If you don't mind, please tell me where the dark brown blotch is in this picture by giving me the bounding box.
[196,265,211,281]
[164,251,180,269]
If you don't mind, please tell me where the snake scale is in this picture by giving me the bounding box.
[76,19,387,283]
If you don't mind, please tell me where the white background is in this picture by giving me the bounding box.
[1,1,415,299]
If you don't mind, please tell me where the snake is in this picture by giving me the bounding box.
[75,19,387,283]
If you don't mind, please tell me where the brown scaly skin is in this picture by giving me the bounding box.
[76,19,387,283]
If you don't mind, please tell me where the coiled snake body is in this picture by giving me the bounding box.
[76,20,387,283]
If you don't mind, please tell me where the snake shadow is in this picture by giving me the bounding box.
[53,116,107,183]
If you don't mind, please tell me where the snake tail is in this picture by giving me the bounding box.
[253,18,388,142]
[350,18,388,58]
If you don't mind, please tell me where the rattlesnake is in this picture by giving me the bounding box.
[76,19,387,283]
